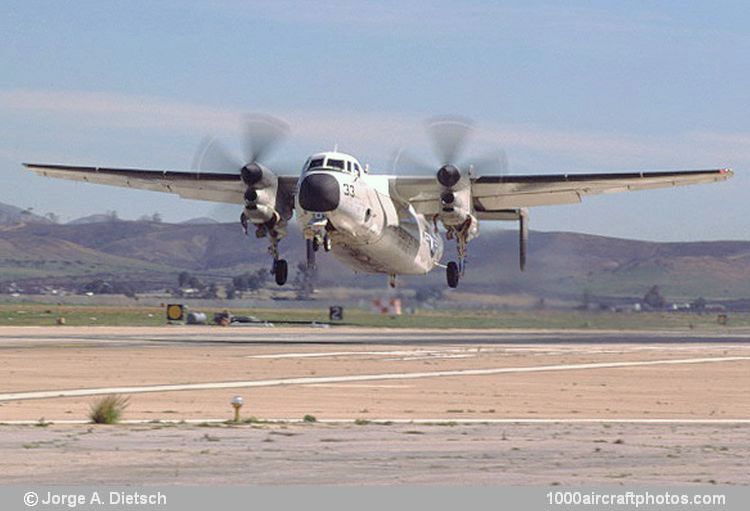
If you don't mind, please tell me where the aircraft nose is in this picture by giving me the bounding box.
[299,173,340,212]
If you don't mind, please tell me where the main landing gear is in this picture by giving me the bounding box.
[267,231,288,286]
[272,258,288,286]
[446,261,460,288]
[444,218,473,288]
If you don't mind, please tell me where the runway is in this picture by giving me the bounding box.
[1,325,749,485]
[1,325,749,422]
[2,355,748,402]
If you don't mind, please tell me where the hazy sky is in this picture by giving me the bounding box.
[1,1,747,240]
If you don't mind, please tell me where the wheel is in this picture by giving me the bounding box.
[274,259,288,286]
[312,238,320,252]
[323,235,332,252]
[446,261,459,288]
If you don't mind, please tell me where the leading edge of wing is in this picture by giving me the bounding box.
[473,168,733,184]
[23,163,240,181]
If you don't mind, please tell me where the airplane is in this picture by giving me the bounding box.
[24,116,733,289]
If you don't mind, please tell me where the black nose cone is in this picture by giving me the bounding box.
[299,174,340,212]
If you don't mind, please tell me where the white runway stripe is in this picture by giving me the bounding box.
[2,418,750,425]
[1,356,748,402]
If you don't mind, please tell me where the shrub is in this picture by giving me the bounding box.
[89,394,130,424]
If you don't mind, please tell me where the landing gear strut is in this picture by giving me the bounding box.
[310,233,332,253]
[444,217,474,288]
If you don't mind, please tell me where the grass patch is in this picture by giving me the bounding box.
[2,303,750,330]
[88,394,130,424]
[303,414,317,423]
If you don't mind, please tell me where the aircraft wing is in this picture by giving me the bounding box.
[24,163,299,204]
[390,168,732,218]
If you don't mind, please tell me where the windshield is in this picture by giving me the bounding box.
[327,159,345,170]
[308,158,325,169]
[307,156,356,173]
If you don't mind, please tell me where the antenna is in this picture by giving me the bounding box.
[333,143,338,152]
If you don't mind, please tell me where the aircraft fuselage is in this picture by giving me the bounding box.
[294,151,443,276]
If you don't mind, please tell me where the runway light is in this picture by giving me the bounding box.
[231,395,244,422]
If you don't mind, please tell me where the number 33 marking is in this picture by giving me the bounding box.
[343,184,355,197]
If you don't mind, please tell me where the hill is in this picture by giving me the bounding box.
[0,203,51,225]
[1,213,749,301]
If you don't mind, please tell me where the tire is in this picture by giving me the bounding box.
[312,238,320,252]
[274,259,288,286]
[446,261,459,288]
[323,236,332,252]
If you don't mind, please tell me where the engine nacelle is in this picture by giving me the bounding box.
[241,162,281,226]
[436,165,472,227]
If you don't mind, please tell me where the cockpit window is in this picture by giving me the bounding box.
[327,159,345,170]
[309,158,324,169]
[354,163,360,172]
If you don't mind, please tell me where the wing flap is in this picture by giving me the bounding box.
[472,169,732,211]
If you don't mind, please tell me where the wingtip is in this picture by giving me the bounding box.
[720,168,734,177]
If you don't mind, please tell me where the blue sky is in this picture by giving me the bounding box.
[0,1,747,240]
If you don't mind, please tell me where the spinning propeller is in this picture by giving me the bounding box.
[392,116,526,271]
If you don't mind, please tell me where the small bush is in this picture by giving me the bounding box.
[303,414,317,423]
[89,394,129,424]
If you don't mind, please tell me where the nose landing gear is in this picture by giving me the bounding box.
[311,234,332,252]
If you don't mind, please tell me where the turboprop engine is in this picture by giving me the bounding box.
[436,164,475,230]
[241,162,280,226]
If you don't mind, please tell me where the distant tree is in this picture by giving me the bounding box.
[691,296,707,313]
[151,212,162,223]
[293,262,316,300]
[106,210,119,222]
[187,275,204,290]
[45,212,59,223]
[178,271,191,288]
[225,285,237,300]
[203,282,218,299]
[112,281,137,298]
[643,285,666,309]
[232,269,267,292]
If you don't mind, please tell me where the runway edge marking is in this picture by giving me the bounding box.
[2,418,750,425]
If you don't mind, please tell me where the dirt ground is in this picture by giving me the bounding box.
[2,422,748,485]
